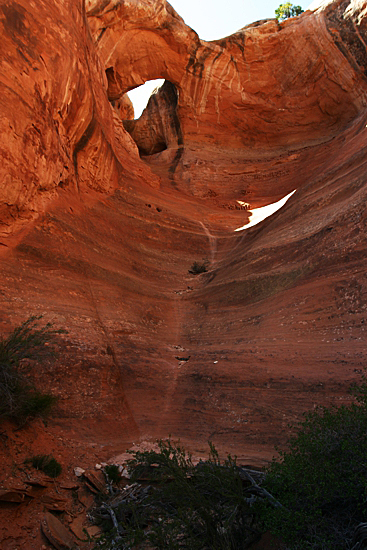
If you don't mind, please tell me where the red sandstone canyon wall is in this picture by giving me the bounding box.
[1,0,367,471]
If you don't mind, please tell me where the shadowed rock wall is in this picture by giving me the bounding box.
[1,0,367,465]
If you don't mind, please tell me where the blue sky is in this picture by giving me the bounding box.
[169,0,280,41]
[128,0,307,117]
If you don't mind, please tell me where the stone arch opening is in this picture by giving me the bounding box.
[122,81,182,158]
[105,67,166,121]
[127,79,165,119]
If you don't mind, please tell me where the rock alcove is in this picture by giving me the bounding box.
[123,80,182,156]
[0,0,367,522]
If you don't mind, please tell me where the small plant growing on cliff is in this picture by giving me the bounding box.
[275,2,303,20]
[0,316,65,423]
[25,454,62,478]
[188,260,209,275]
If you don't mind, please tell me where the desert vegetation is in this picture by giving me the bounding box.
[257,375,367,549]
[93,439,264,549]
[94,375,367,549]
[0,316,65,424]
[188,260,209,275]
[25,454,62,478]
[275,3,304,21]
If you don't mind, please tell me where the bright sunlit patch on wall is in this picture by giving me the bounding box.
[127,79,165,119]
[234,190,296,231]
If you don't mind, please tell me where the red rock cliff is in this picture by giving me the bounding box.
[1,0,367,469]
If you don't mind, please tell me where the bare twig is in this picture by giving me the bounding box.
[239,468,284,509]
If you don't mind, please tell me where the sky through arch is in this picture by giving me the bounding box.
[127,0,309,117]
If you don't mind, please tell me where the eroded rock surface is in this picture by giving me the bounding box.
[88,0,367,203]
[1,6,367,547]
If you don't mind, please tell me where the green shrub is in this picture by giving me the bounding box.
[275,3,303,21]
[20,392,58,418]
[0,316,65,423]
[93,382,367,549]
[188,260,208,275]
[257,375,367,549]
[25,454,62,478]
[94,439,261,549]
[104,464,121,484]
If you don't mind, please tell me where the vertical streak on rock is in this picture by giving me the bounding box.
[72,114,97,180]
[76,254,141,438]
[199,222,217,266]
[168,146,184,183]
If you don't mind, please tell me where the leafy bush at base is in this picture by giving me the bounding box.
[94,439,261,549]
[258,378,367,549]
[94,378,367,549]
[0,316,65,423]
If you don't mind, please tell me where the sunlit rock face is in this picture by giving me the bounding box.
[123,80,182,155]
[88,0,367,204]
[1,0,367,470]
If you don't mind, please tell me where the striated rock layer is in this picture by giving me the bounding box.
[1,0,367,488]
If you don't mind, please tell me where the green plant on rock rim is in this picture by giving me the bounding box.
[275,2,304,21]
[0,315,66,423]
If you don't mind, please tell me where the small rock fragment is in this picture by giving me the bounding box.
[24,476,50,488]
[83,470,107,493]
[0,490,26,503]
[86,525,101,537]
[41,512,75,550]
[74,467,85,477]
[84,481,98,494]
[69,515,88,540]
[77,486,95,508]
[41,494,69,512]
[60,482,79,490]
